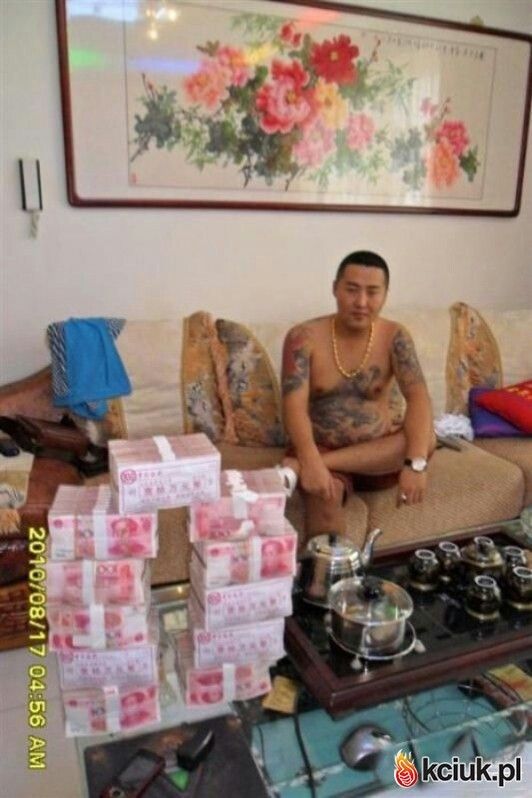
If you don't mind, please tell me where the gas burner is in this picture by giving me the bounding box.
[326,620,422,670]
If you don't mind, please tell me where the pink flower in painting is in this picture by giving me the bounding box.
[435,120,470,157]
[425,138,460,188]
[346,113,375,150]
[183,59,229,110]
[280,22,302,47]
[293,117,335,167]
[255,59,311,134]
[216,46,251,87]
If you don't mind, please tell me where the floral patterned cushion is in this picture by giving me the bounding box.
[182,312,233,443]
[447,302,503,414]
[215,319,285,447]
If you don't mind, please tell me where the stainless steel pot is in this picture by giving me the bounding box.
[299,529,381,608]
[328,575,413,657]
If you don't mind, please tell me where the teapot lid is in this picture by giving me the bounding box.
[307,534,360,563]
[329,575,413,625]
[461,535,503,567]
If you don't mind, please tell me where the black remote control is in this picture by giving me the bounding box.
[176,728,215,771]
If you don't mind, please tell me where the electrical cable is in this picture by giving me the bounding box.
[293,688,318,798]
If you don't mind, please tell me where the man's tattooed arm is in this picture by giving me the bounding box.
[282,325,312,396]
[390,326,425,394]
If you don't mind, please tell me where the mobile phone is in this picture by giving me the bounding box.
[99,748,165,798]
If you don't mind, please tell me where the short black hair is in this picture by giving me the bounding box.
[335,250,389,287]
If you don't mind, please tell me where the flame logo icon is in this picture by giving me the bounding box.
[394,749,418,788]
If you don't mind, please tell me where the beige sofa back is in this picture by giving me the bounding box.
[75,304,530,447]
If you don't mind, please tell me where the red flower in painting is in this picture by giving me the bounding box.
[310,35,359,85]
[256,59,312,134]
[280,22,302,47]
[435,120,470,157]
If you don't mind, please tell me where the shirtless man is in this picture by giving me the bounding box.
[282,250,436,539]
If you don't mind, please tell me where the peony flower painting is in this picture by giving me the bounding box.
[126,3,492,204]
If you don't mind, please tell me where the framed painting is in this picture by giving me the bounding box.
[56,0,532,214]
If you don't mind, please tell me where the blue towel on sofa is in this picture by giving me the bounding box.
[48,317,131,419]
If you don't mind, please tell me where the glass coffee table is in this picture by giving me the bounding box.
[76,518,532,797]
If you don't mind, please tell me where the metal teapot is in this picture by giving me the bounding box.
[299,528,382,608]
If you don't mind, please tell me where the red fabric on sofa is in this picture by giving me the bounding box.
[476,380,532,434]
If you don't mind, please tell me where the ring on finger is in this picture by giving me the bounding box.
[400,493,408,502]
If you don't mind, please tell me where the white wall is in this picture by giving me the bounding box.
[1,0,531,383]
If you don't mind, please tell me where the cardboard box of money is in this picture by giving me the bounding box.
[190,519,297,588]
[48,604,153,651]
[109,433,220,514]
[188,578,293,631]
[182,617,285,668]
[46,559,150,607]
[173,631,271,706]
[48,485,158,560]
[62,683,160,736]
[189,468,287,541]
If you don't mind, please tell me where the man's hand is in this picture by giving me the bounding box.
[397,468,427,507]
[300,456,336,501]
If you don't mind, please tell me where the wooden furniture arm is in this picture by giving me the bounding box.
[0,367,62,421]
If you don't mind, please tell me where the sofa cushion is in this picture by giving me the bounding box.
[360,443,524,548]
[469,387,526,438]
[182,312,232,442]
[475,380,532,434]
[447,302,503,414]
[479,309,532,387]
[474,438,532,506]
[215,320,284,447]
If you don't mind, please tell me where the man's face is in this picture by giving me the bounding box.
[333,264,388,331]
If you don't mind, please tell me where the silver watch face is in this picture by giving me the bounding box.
[411,457,427,472]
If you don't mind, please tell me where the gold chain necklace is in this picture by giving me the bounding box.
[331,316,375,379]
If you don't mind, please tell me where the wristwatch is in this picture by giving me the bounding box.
[404,457,428,473]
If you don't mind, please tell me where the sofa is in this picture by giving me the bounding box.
[0,302,531,648]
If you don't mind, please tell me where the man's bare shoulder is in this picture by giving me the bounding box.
[285,316,331,347]
[379,317,416,343]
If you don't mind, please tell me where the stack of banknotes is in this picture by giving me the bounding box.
[48,605,154,651]
[48,485,158,560]
[47,482,163,737]
[109,433,221,513]
[62,683,160,736]
[46,559,149,606]
[57,632,160,689]
[190,519,297,588]
[171,629,272,706]
[172,467,297,706]
[189,468,287,540]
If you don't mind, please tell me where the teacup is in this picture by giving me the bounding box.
[465,575,501,621]
[408,548,440,591]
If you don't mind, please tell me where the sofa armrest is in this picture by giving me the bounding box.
[0,367,61,422]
